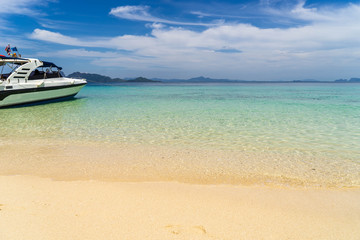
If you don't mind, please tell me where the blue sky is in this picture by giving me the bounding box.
[1,0,360,80]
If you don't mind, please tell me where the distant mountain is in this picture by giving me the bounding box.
[156,76,248,83]
[155,76,360,83]
[68,72,125,84]
[335,78,360,83]
[68,72,360,84]
[334,79,348,83]
[292,79,322,82]
[126,77,161,82]
[68,72,160,84]
[154,76,314,83]
[151,78,185,82]
[187,76,243,82]
[349,78,360,82]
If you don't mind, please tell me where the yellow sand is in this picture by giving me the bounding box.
[1,138,359,187]
[0,175,359,240]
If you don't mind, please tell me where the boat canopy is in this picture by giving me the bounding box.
[0,56,63,70]
[41,61,62,70]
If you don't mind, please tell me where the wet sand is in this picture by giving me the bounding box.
[0,175,359,240]
[1,138,359,239]
[1,138,359,187]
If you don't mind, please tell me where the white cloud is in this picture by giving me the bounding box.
[109,6,155,22]
[265,0,360,23]
[37,49,117,58]
[190,10,250,20]
[30,29,81,45]
[109,5,217,26]
[0,0,54,36]
[0,0,53,16]
[30,2,360,80]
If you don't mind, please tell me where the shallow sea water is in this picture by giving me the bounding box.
[1,83,359,187]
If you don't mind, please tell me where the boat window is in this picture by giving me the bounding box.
[29,69,45,80]
[46,69,62,79]
[28,67,64,80]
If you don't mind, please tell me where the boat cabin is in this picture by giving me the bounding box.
[0,56,65,84]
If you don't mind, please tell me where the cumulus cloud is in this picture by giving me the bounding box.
[30,29,81,45]
[30,2,360,80]
[265,0,360,23]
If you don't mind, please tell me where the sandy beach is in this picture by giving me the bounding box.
[1,139,359,187]
[0,175,359,240]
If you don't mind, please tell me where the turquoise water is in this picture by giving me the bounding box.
[1,83,360,186]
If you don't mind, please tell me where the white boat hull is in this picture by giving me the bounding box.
[0,84,85,107]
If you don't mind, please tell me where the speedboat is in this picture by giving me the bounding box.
[0,55,87,107]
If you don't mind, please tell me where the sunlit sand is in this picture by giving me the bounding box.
[0,175,359,240]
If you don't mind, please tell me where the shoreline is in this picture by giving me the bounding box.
[1,137,359,189]
[1,175,359,240]
[2,139,359,239]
